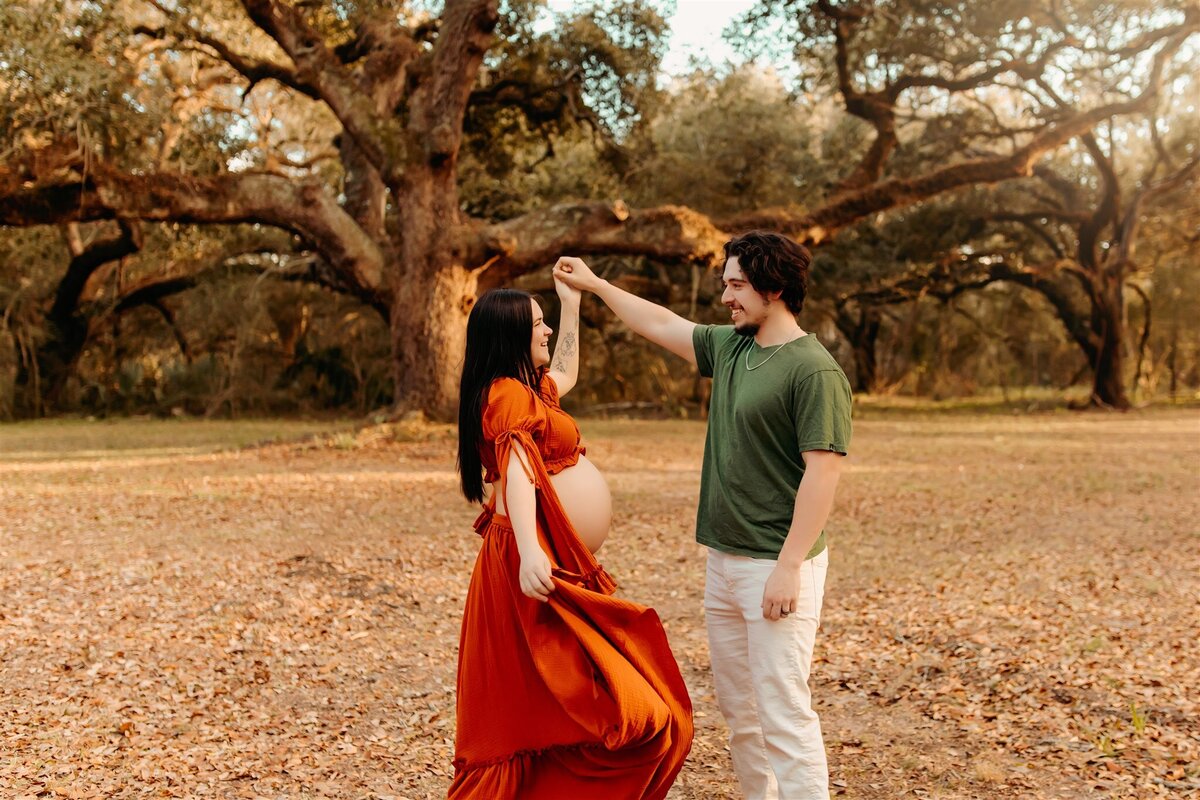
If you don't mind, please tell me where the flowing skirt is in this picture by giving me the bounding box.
[448,500,693,800]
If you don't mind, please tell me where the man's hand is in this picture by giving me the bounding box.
[518,545,555,603]
[761,562,803,620]
[553,256,604,293]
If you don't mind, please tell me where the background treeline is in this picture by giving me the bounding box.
[1,0,1197,419]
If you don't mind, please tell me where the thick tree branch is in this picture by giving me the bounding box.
[815,0,1077,193]
[815,0,898,191]
[339,137,388,243]
[888,39,1073,98]
[1114,156,1200,267]
[51,220,142,323]
[990,263,1097,360]
[136,298,194,363]
[468,74,578,124]
[408,0,499,167]
[329,15,423,245]
[1078,132,1121,269]
[1147,116,1175,175]
[0,152,385,303]
[239,0,409,185]
[804,3,1196,224]
[847,255,1099,361]
[842,254,1004,306]
[984,213,1070,259]
[114,267,236,315]
[476,201,726,287]
[114,252,389,321]
[473,31,1192,289]
[348,12,420,114]
[723,31,1192,245]
[133,24,319,100]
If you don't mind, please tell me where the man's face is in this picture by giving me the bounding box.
[721,256,771,337]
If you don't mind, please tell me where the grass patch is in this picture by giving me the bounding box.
[0,417,347,459]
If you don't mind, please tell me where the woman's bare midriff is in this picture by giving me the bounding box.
[490,454,613,553]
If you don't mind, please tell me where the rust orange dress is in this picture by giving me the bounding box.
[448,374,693,799]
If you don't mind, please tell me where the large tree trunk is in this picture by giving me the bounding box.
[1088,277,1130,410]
[389,170,478,420]
[850,313,881,394]
[390,262,477,419]
[835,304,882,394]
[18,313,89,414]
[13,221,141,416]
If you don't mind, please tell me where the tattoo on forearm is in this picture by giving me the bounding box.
[552,332,576,372]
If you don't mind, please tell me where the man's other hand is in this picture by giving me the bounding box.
[553,257,604,293]
[761,563,802,621]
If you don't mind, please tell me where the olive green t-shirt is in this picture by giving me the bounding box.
[692,325,853,560]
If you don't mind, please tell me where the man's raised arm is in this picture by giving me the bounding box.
[553,257,698,365]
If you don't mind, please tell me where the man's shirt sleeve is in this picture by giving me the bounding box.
[693,324,719,378]
[793,369,853,455]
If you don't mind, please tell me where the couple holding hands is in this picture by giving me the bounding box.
[450,231,853,800]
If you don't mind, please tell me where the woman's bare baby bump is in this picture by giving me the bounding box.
[549,455,612,554]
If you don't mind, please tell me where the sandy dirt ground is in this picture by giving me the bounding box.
[1,410,1197,799]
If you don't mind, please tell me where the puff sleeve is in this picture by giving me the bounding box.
[481,378,546,487]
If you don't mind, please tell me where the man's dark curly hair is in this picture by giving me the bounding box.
[723,231,812,314]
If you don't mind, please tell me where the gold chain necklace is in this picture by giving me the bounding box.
[745,335,803,371]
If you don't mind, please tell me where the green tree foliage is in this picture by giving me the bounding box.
[629,68,827,216]
[0,0,1196,418]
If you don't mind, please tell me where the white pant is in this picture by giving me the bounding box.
[704,547,830,800]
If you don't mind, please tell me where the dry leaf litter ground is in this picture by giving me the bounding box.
[1,410,1197,800]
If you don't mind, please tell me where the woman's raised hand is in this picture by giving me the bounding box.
[553,256,602,293]
[553,268,582,308]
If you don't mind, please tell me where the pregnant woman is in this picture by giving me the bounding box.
[449,279,692,799]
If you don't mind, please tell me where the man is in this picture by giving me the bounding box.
[553,230,851,800]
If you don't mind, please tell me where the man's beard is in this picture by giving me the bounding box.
[733,321,760,337]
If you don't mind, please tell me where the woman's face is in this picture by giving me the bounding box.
[530,298,553,368]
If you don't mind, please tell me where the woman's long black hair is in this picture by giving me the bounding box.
[457,288,542,503]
